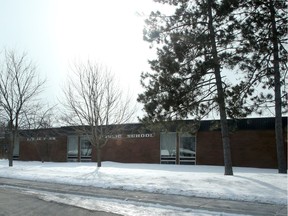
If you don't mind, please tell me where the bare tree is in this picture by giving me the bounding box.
[21,104,57,162]
[0,49,46,166]
[61,61,135,167]
[22,103,56,130]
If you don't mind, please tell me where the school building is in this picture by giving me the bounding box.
[0,117,287,168]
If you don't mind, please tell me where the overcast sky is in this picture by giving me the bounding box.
[0,0,171,119]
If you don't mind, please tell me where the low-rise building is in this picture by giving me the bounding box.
[1,117,287,168]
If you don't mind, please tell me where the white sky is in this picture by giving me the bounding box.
[0,0,171,118]
[1,0,280,121]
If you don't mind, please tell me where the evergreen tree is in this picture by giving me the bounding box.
[138,0,241,175]
[234,0,287,173]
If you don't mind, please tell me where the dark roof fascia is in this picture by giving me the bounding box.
[19,127,63,137]
[58,123,148,136]
[198,117,287,131]
[18,117,287,136]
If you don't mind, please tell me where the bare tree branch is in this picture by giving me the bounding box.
[0,49,47,166]
[60,60,136,167]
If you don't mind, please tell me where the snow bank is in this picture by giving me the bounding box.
[0,160,286,204]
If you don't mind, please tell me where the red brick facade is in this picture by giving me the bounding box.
[197,130,287,168]
[0,118,286,169]
[100,136,160,163]
[19,136,67,162]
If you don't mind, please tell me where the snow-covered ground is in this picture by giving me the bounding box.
[0,160,287,215]
[19,189,249,216]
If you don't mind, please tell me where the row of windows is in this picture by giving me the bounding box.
[67,133,196,164]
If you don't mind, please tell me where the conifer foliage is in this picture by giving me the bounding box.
[138,0,241,175]
[234,0,287,173]
[138,0,287,174]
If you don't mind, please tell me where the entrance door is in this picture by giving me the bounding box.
[179,133,196,165]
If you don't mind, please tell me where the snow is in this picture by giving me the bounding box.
[21,189,249,216]
[0,160,286,215]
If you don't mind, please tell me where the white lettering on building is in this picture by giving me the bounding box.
[26,133,154,141]
[105,134,122,139]
[27,137,56,141]
[127,133,154,138]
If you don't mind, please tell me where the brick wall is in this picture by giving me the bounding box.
[17,125,287,169]
[196,131,224,166]
[197,129,287,168]
[99,135,160,163]
[19,136,67,162]
[0,139,8,159]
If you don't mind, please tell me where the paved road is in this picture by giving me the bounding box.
[0,177,286,216]
[0,186,120,216]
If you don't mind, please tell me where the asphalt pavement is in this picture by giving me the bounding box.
[0,177,286,216]
[0,187,121,216]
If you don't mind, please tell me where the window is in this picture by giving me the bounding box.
[160,132,177,164]
[179,133,196,165]
[13,135,19,160]
[67,136,78,161]
[80,136,92,162]
[160,132,196,165]
[80,139,92,157]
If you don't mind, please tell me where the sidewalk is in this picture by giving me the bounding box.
[0,177,286,216]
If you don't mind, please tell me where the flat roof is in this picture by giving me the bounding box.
[17,117,287,136]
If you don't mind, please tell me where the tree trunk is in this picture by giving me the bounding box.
[97,146,102,168]
[8,149,13,167]
[269,0,287,174]
[8,130,15,167]
[207,0,233,175]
